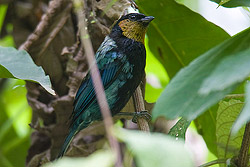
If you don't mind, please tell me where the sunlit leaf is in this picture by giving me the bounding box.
[216,99,245,161]
[0,46,55,95]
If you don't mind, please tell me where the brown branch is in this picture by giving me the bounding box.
[132,86,150,132]
[73,0,122,167]
[18,0,71,51]
[36,4,72,59]
[236,122,250,167]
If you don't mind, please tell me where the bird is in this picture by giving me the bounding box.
[57,13,154,158]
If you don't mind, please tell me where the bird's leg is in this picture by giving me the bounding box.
[117,110,151,123]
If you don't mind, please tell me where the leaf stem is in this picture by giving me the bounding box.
[198,158,227,167]
[73,0,122,166]
[236,122,250,167]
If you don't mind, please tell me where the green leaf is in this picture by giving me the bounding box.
[152,27,250,121]
[195,105,218,157]
[137,0,230,78]
[232,82,250,133]
[114,128,194,167]
[0,47,55,95]
[216,99,245,161]
[168,117,191,140]
[43,150,114,167]
[0,97,30,167]
[210,0,250,7]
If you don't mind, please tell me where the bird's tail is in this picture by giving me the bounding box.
[57,128,78,159]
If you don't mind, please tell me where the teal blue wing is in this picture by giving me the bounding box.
[71,51,123,123]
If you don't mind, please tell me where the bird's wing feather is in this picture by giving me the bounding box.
[71,49,124,123]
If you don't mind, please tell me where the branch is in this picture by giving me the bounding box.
[19,0,72,51]
[73,0,122,167]
[132,86,150,132]
[236,122,250,167]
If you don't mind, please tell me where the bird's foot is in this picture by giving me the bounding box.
[117,110,151,123]
[132,110,151,123]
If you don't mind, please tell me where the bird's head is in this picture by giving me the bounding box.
[111,13,154,44]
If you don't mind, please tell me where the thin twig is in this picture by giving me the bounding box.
[36,4,72,58]
[198,158,227,167]
[236,122,250,167]
[73,0,122,167]
[132,86,150,132]
[19,0,71,51]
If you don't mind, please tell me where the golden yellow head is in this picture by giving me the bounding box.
[117,13,154,44]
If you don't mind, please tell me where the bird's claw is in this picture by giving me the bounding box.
[132,110,151,123]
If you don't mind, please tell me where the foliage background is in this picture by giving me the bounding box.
[0,0,250,167]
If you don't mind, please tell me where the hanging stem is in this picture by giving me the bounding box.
[73,0,122,166]
[236,122,250,167]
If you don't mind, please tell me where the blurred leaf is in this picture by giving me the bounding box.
[0,36,15,47]
[138,0,230,78]
[232,82,250,133]
[114,128,194,167]
[210,0,250,7]
[43,150,114,167]
[199,44,250,95]
[0,5,8,32]
[0,46,55,95]
[2,79,31,136]
[0,99,30,167]
[145,83,164,103]
[216,100,245,162]
[3,134,30,167]
[152,27,250,121]
[168,117,190,140]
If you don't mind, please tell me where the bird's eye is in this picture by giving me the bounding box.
[129,15,136,20]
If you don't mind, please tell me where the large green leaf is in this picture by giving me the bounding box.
[152,27,250,121]
[210,0,250,7]
[216,99,245,166]
[115,128,194,167]
[0,46,55,95]
[232,82,250,133]
[137,0,230,78]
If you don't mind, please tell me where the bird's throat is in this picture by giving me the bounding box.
[118,19,147,44]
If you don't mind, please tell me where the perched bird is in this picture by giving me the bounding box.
[58,13,154,158]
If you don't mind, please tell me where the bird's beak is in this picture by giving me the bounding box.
[140,16,154,23]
